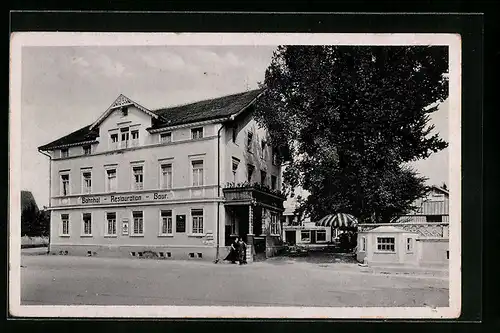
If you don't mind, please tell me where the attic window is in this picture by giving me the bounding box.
[121,107,128,117]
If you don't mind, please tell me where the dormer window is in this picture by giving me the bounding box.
[121,107,128,117]
[160,132,172,143]
[191,127,203,140]
[83,145,92,155]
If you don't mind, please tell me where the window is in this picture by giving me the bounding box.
[161,210,173,235]
[377,237,395,252]
[247,132,253,152]
[60,173,70,196]
[120,127,130,148]
[360,236,367,252]
[82,171,92,194]
[83,145,92,155]
[61,214,69,236]
[191,127,203,139]
[247,164,254,183]
[426,215,443,222]
[270,213,280,235]
[316,230,327,242]
[132,211,144,235]
[272,147,279,165]
[192,160,204,186]
[160,164,173,189]
[61,148,69,158]
[131,130,139,146]
[271,175,277,190]
[160,132,172,143]
[191,209,204,234]
[406,237,413,252]
[261,140,267,159]
[300,230,311,242]
[82,213,92,236]
[232,125,237,143]
[133,166,144,190]
[260,170,267,186]
[106,168,117,192]
[231,158,239,183]
[121,106,128,117]
[106,212,117,236]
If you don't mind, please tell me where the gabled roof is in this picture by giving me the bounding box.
[89,94,159,130]
[429,185,449,195]
[149,89,263,130]
[38,89,264,151]
[38,125,99,151]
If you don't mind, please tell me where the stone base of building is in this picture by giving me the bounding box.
[49,244,220,262]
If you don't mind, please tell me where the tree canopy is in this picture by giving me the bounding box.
[254,45,449,223]
[21,190,49,236]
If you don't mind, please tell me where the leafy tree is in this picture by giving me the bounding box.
[254,46,448,223]
[21,191,50,236]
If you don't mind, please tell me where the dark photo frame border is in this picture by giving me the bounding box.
[7,9,484,330]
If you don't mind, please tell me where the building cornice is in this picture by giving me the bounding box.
[45,140,99,151]
[147,117,229,134]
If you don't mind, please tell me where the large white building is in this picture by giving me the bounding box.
[38,89,286,262]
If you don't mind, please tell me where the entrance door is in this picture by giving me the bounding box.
[285,230,296,245]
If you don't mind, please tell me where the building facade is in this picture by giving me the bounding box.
[394,185,449,223]
[38,89,285,262]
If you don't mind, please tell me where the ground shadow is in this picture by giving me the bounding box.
[265,251,358,266]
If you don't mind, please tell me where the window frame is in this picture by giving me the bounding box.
[300,230,311,243]
[260,170,267,186]
[191,127,204,140]
[131,210,144,236]
[261,140,267,159]
[269,212,280,236]
[247,164,255,183]
[120,126,130,148]
[159,132,172,144]
[191,159,204,187]
[159,210,173,236]
[231,157,240,183]
[60,213,70,237]
[105,166,118,192]
[81,169,92,194]
[406,237,414,253]
[247,131,253,152]
[376,237,396,252]
[360,236,367,252]
[60,148,69,158]
[131,164,144,191]
[60,171,70,196]
[105,212,117,237]
[191,209,204,235]
[316,229,327,243]
[271,175,277,190]
[160,162,173,189]
[81,212,92,237]
[83,145,92,155]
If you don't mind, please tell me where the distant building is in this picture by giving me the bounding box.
[38,89,285,262]
[357,185,450,267]
[395,185,449,223]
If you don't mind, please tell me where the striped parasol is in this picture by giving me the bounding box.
[315,213,358,228]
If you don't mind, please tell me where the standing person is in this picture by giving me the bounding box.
[237,237,247,265]
[224,237,239,264]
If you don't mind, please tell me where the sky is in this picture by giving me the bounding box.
[20,45,449,207]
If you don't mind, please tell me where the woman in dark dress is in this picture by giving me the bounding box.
[224,237,239,263]
[237,238,247,265]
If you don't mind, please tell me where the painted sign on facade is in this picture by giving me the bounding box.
[79,191,173,205]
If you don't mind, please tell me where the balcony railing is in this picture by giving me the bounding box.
[223,182,286,208]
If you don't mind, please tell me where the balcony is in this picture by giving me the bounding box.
[222,182,286,209]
